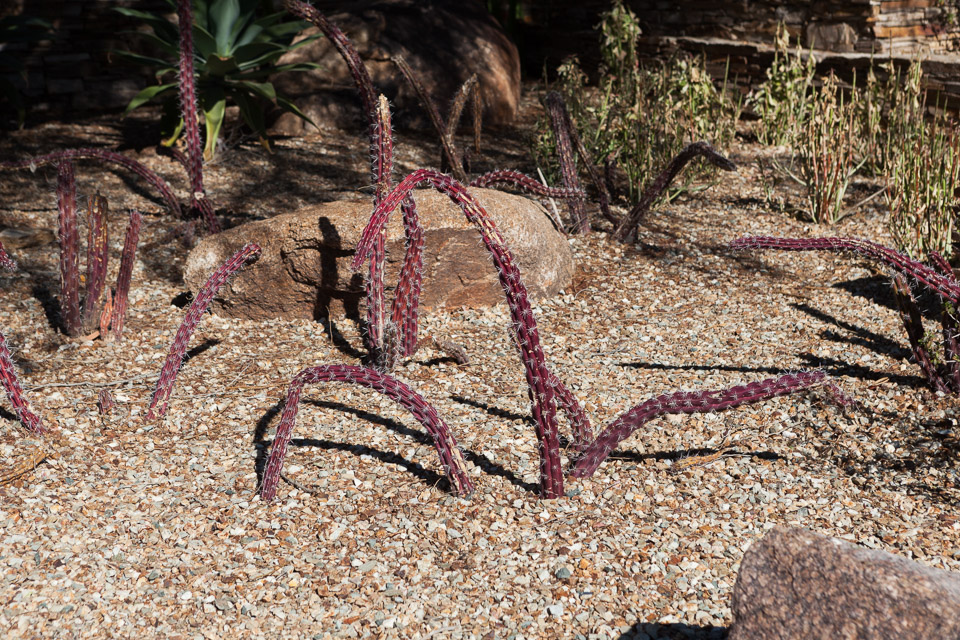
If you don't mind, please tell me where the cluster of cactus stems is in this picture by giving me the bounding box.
[544,92,590,234]
[260,364,474,501]
[732,235,960,393]
[1,148,182,217]
[52,161,142,338]
[146,243,261,420]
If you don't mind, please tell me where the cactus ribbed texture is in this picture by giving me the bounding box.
[353,169,565,497]
[175,0,205,204]
[570,371,827,478]
[544,92,588,233]
[730,236,960,305]
[469,170,585,200]
[1,149,182,217]
[391,194,424,357]
[146,244,261,420]
[365,95,393,358]
[56,161,82,336]
[82,192,109,330]
[547,372,593,450]
[260,364,474,501]
[110,211,143,340]
[0,331,44,434]
[0,241,17,271]
[614,141,736,242]
[891,273,946,392]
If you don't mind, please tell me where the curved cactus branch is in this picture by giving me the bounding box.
[548,372,593,450]
[0,331,44,434]
[110,211,143,340]
[146,244,261,419]
[729,236,960,305]
[615,141,736,243]
[570,371,827,478]
[260,364,474,501]
[0,149,182,217]
[353,169,565,498]
[891,273,947,392]
[176,0,205,203]
[548,93,611,222]
[470,170,585,200]
[56,161,82,336]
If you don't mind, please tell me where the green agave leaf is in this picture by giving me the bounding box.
[230,90,267,140]
[275,95,316,128]
[206,54,241,77]
[201,88,227,161]
[123,82,177,115]
[160,114,185,148]
[193,24,217,60]
[232,80,276,101]
[231,42,280,65]
[211,0,241,56]
[234,23,264,49]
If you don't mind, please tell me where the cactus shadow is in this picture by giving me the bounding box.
[450,394,534,425]
[616,622,727,640]
[790,302,909,359]
[251,398,537,494]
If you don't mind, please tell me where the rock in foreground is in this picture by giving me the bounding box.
[730,526,960,640]
[184,188,573,321]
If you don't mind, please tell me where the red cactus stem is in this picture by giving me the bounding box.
[97,388,115,415]
[614,141,737,243]
[390,194,424,357]
[570,371,827,478]
[175,0,205,201]
[729,236,960,306]
[0,240,17,271]
[470,170,586,199]
[56,161,82,337]
[547,372,593,450]
[378,321,402,372]
[0,331,44,434]
[392,54,465,181]
[0,149,182,217]
[364,95,394,355]
[99,288,113,340]
[556,97,611,223]
[260,364,474,501]
[929,251,956,281]
[110,211,143,340]
[544,92,588,234]
[446,75,477,143]
[891,273,948,393]
[353,170,565,498]
[146,244,261,419]
[82,192,109,330]
[192,195,220,234]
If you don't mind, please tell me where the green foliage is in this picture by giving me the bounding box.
[115,0,318,158]
[748,24,815,147]
[0,15,53,128]
[534,0,740,206]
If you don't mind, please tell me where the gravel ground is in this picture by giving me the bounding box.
[0,92,958,639]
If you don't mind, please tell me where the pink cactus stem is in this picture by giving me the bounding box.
[97,388,116,415]
[0,331,44,434]
[547,372,593,450]
[146,244,261,419]
[615,141,736,242]
[82,192,109,330]
[175,0,205,203]
[390,194,424,357]
[469,170,586,200]
[570,371,827,478]
[1,149,182,217]
[56,161,82,336]
[110,211,143,340]
[544,92,588,233]
[352,169,565,498]
[891,273,947,392]
[260,364,474,501]
[730,236,960,305]
[0,240,17,271]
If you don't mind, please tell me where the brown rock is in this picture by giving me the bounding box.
[270,0,521,135]
[183,187,573,321]
[730,526,960,640]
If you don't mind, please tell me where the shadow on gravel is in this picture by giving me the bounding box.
[617,621,727,639]
[791,302,909,359]
[252,398,538,494]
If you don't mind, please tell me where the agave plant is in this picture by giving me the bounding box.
[115,0,318,159]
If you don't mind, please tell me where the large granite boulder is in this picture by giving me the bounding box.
[183,187,573,321]
[271,0,521,134]
[730,526,960,640]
